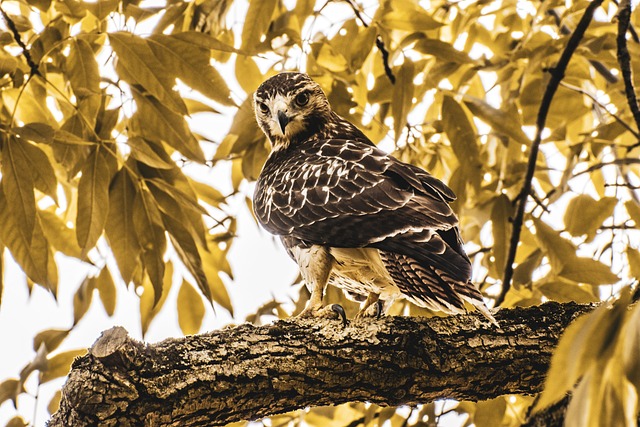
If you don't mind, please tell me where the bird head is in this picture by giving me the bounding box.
[254,72,331,150]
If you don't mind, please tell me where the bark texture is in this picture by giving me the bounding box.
[49,302,594,426]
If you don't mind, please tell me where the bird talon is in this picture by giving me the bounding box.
[330,304,347,326]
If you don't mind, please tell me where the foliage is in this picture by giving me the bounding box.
[0,0,639,425]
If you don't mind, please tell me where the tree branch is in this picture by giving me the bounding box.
[617,0,640,151]
[0,7,39,76]
[498,0,604,306]
[49,302,595,427]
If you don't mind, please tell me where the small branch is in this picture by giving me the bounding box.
[0,7,39,76]
[497,0,605,306]
[617,0,640,151]
[344,0,395,84]
[572,158,640,177]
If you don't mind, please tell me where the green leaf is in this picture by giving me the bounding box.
[2,137,36,242]
[131,91,205,163]
[491,194,513,274]
[146,34,233,106]
[127,137,175,169]
[177,279,205,335]
[105,169,141,284]
[109,31,186,115]
[0,190,57,292]
[18,141,58,203]
[133,187,167,305]
[564,195,617,240]
[76,146,115,254]
[240,0,277,52]
[381,9,443,32]
[95,267,116,316]
[33,329,70,353]
[67,38,100,97]
[442,96,482,183]
[463,96,531,146]
[391,60,415,142]
[41,349,86,383]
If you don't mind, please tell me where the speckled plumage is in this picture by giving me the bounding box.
[253,72,496,324]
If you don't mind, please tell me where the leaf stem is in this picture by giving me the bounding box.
[497,0,605,306]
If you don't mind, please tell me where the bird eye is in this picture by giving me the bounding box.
[258,102,269,114]
[295,92,309,107]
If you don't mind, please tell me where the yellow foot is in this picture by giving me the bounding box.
[297,304,347,325]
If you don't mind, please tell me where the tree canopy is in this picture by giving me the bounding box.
[0,0,639,426]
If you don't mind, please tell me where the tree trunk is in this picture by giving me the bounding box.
[49,302,594,426]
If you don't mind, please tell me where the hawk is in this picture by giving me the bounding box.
[253,72,497,325]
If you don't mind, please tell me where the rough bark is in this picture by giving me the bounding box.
[49,302,595,426]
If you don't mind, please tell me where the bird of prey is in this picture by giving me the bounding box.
[252,72,497,325]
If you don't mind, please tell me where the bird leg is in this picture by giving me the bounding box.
[296,245,346,324]
[355,292,383,318]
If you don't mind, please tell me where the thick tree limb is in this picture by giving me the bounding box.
[49,302,595,426]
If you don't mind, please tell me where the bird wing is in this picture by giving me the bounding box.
[253,138,471,282]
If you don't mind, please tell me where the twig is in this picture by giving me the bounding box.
[496,0,605,307]
[617,0,640,151]
[344,0,396,84]
[0,7,39,76]
[572,158,640,177]
[560,81,640,140]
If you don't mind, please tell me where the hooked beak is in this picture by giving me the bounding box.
[277,110,290,134]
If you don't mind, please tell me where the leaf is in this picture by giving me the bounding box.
[625,200,640,225]
[622,303,640,389]
[95,267,116,316]
[189,179,227,208]
[0,190,57,291]
[133,188,167,305]
[240,0,278,52]
[564,195,617,240]
[140,262,174,336]
[163,215,211,304]
[474,397,507,427]
[533,219,576,273]
[560,256,619,285]
[76,146,115,254]
[491,194,513,274]
[146,34,233,106]
[381,9,443,32]
[67,38,100,96]
[73,277,94,325]
[0,378,21,406]
[127,137,175,169]
[85,0,119,20]
[626,247,640,278]
[535,292,629,411]
[131,91,205,163]
[173,31,248,55]
[349,26,376,69]
[17,141,58,203]
[105,169,141,284]
[177,280,205,335]
[442,96,482,183]
[537,280,598,303]
[202,252,233,315]
[33,329,70,353]
[13,123,55,144]
[47,390,62,416]
[41,349,86,383]
[463,96,531,146]
[2,137,36,242]
[316,43,349,73]
[235,55,263,94]
[391,60,415,142]
[109,32,186,114]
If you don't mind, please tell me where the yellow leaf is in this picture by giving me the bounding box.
[240,0,278,52]
[235,55,263,94]
[95,267,116,316]
[204,266,233,316]
[625,200,640,226]
[76,146,115,254]
[18,141,58,204]
[105,169,141,284]
[391,60,415,142]
[381,9,443,32]
[560,257,618,286]
[67,38,101,96]
[41,349,86,383]
[33,329,70,353]
[463,96,531,146]
[316,43,349,73]
[140,262,174,336]
[47,390,61,415]
[564,195,617,240]
[627,247,640,279]
[109,32,186,115]
[127,137,175,170]
[2,137,36,242]
[490,194,513,274]
[442,96,481,184]
[177,280,205,335]
[73,277,94,325]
